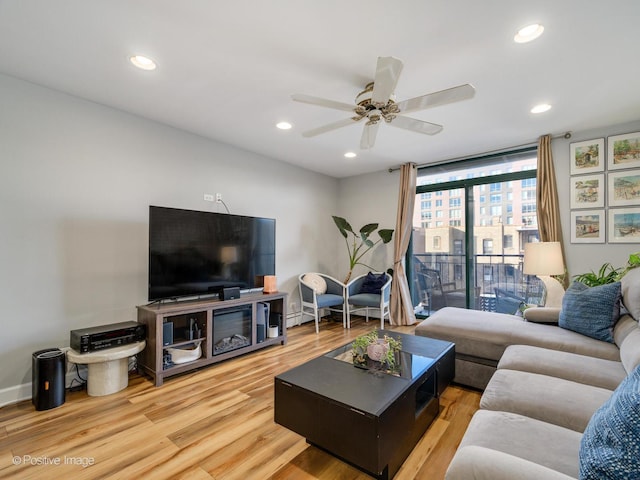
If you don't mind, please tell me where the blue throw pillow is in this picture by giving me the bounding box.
[559,281,621,343]
[579,364,640,479]
[361,272,387,294]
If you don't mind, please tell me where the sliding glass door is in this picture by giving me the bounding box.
[410,149,540,317]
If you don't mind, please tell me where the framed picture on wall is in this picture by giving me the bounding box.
[608,170,640,207]
[609,207,640,243]
[571,210,605,243]
[570,174,605,209]
[570,138,604,175]
[608,131,640,170]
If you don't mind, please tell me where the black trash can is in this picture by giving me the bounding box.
[32,348,66,411]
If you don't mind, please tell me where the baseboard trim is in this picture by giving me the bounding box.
[0,383,31,408]
[0,370,85,408]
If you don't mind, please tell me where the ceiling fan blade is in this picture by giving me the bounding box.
[360,122,380,149]
[389,115,443,135]
[302,117,361,138]
[371,56,404,106]
[291,94,355,112]
[395,83,476,114]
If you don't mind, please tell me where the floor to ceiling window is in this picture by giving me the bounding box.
[410,148,543,317]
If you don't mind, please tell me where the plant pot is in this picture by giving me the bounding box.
[366,339,390,362]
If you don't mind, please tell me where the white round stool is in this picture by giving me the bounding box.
[66,341,145,396]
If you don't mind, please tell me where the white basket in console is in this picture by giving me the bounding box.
[166,341,202,364]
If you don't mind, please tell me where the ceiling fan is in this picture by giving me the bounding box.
[292,56,476,149]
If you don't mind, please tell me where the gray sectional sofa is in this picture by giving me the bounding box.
[415,267,640,479]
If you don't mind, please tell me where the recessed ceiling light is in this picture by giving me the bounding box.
[514,23,544,43]
[344,152,357,158]
[130,55,157,71]
[276,122,292,130]
[531,103,552,114]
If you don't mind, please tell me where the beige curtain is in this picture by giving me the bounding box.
[390,163,417,325]
[537,134,568,287]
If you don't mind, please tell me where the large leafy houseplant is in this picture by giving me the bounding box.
[332,216,394,283]
[573,252,640,286]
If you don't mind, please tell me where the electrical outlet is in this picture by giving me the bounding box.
[216,193,223,203]
[289,302,296,311]
[204,193,214,202]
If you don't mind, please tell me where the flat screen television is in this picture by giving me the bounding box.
[148,206,275,302]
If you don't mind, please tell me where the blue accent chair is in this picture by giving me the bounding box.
[346,272,392,329]
[298,273,346,334]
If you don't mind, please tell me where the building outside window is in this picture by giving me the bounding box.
[504,234,513,248]
[411,147,539,317]
[483,239,493,254]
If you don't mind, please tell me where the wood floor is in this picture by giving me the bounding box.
[0,318,480,480]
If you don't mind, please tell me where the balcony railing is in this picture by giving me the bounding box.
[412,252,544,316]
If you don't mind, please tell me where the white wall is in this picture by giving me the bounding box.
[335,170,399,282]
[551,119,640,277]
[0,74,340,400]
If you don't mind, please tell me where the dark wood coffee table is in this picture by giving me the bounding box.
[274,330,455,479]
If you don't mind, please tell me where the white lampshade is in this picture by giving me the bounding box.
[523,242,564,276]
[523,241,565,308]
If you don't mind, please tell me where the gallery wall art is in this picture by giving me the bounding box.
[569,131,640,243]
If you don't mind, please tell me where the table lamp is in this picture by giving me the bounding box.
[523,241,565,308]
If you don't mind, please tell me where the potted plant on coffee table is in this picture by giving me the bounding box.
[351,329,402,374]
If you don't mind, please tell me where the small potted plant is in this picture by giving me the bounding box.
[573,252,640,286]
[351,329,402,374]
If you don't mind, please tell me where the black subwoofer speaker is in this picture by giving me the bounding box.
[32,348,66,411]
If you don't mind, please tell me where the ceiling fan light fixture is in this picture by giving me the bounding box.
[292,57,475,149]
[130,55,157,70]
[514,24,544,43]
[531,103,552,114]
[355,83,396,108]
[344,152,357,158]
[276,121,292,130]
[355,83,374,106]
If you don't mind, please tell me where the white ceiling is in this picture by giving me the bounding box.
[1,1,639,178]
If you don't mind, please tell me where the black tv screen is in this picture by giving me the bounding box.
[148,206,275,301]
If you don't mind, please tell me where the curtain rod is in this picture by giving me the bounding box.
[387,131,572,173]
